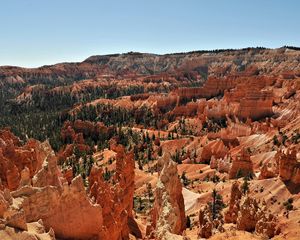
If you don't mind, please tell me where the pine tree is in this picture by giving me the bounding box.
[152,134,155,142]
[146,183,153,206]
[168,132,171,140]
[158,146,163,156]
[186,216,192,229]
[210,189,225,220]
[181,171,189,186]
[147,148,152,161]
[241,176,250,194]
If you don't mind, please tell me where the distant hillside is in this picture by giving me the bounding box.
[1,47,300,86]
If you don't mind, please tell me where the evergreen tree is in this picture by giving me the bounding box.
[241,176,250,194]
[209,189,225,220]
[158,146,163,157]
[186,216,192,229]
[181,171,189,186]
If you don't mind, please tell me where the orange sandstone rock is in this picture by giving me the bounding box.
[228,148,254,179]
[152,153,186,239]
[278,148,300,184]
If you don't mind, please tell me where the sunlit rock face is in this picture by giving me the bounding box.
[225,182,280,238]
[278,148,300,184]
[228,148,254,179]
[0,130,137,240]
[89,144,135,240]
[152,153,186,240]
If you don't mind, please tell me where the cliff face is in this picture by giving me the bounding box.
[172,75,275,120]
[78,48,300,78]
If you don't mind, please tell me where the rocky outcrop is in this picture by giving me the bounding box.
[0,190,9,218]
[156,95,178,113]
[0,190,55,239]
[59,120,112,161]
[61,122,76,143]
[255,212,279,238]
[218,122,251,141]
[171,102,198,117]
[225,182,279,238]
[278,148,300,184]
[236,196,262,232]
[237,196,279,238]
[238,89,273,120]
[89,144,135,240]
[200,139,229,164]
[0,130,52,190]
[224,181,242,223]
[259,161,277,179]
[174,76,239,100]
[210,155,231,173]
[222,76,274,120]
[218,156,232,173]
[228,148,253,179]
[8,140,103,240]
[152,153,186,239]
[172,75,274,122]
[61,120,110,144]
[0,220,55,240]
[57,143,90,162]
[32,141,62,188]
[198,205,224,238]
[198,206,213,239]
[18,178,103,239]
[0,130,137,240]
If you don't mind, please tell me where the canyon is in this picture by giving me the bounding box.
[0,47,300,239]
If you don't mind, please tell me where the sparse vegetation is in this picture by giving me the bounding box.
[181,171,190,186]
[283,198,294,211]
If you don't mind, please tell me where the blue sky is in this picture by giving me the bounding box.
[0,0,299,67]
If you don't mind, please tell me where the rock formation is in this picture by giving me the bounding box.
[89,144,136,240]
[228,148,254,179]
[224,181,242,223]
[210,155,232,173]
[198,205,224,238]
[225,182,280,238]
[237,195,279,238]
[1,47,300,239]
[1,182,56,239]
[238,89,273,120]
[259,161,277,179]
[200,139,229,164]
[152,153,186,240]
[7,140,104,240]
[236,196,262,232]
[0,129,57,191]
[278,148,300,184]
[0,130,137,240]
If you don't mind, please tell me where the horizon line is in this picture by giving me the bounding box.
[1,45,299,69]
